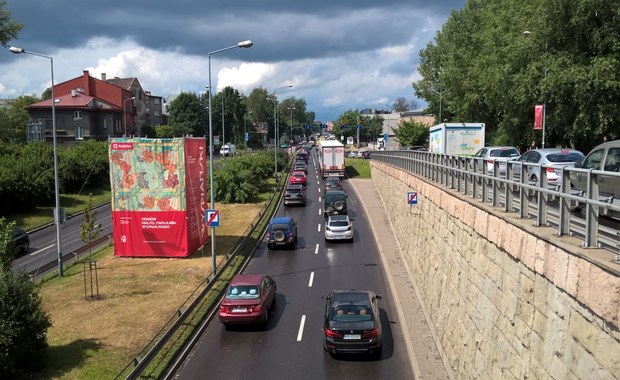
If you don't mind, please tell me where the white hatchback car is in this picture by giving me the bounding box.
[324,215,354,242]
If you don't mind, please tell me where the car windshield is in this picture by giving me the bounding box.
[329,305,372,322]
[490,148,519,158]
[226,285,260,299]
[546,152,584,163]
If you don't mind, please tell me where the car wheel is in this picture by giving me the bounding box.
[23,240,30,252]
[263,307,269,326]
[268,243,274,250]
[372,345,383,359]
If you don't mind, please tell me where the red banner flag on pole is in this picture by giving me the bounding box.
[534,105,544,130]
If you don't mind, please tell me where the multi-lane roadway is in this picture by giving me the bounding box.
[172,149,415,379]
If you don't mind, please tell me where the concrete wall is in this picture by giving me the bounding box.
[370,161,620,379]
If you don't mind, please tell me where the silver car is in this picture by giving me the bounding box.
[472,146,521,175]
[571,140,620,219]
[513,148,585,185]
[324,215,354,242]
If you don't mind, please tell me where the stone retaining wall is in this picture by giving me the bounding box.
[371,161,619,379]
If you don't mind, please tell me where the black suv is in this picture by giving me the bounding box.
[284,184,307,206]
[267,216,298,250]
[324,190,347,217]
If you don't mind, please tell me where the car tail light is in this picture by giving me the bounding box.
[219,305,232,313]
[248,304,262,313]
[289,231,294,239]
[324,327,342,338]
[546,167,555,173]
[362,328,379,338]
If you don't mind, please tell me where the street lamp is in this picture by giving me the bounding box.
[287,107,296,143]
[524,30,548,148]
[208,40,253,277]
[123,96,135,137]
[9,46,64,276]
[270,84,293,179]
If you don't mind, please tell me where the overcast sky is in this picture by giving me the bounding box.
[1,1,464,121]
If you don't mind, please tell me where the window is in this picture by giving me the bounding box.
[154,98,160,105]
[74,111,82,120]
[75,126,83,140]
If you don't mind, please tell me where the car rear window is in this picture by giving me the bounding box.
[329,221,349,227]
[490,148,519,158]
[287,189,302,194]
[546,152,584,163]
[226,285,260,299]
[293,173,304,177]
[329,306,372,322]
[271,223,290,231]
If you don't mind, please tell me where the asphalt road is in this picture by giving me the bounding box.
[12,203,113,278]
[172,150,414,379]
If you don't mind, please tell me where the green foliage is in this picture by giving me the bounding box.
[140,124,157,138]
[0,267,51,377]
[212,151,277,203]
[392,120,429,147]
[332,109,383,144]
[0,94,40,143]
[0,1,23,46]
[0,218,15,267]
[167,92,206,137]
[0,217,51,377]
[155,125,175,138]
[413,0,620,152]
[58,140,109,193]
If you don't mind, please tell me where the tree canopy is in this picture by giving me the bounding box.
[413,0,620,152]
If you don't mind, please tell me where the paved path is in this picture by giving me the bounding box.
[349,178,453,380]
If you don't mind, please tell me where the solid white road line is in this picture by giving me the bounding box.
[297,315,306,341]
[318,224,321,232]
[29,244,54,256]
[315,243,319,254]
[308,272,314,287]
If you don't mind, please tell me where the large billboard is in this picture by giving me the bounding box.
[109,138,208,257]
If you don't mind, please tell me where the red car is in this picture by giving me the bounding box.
[219,274,277,327]
[289,170,307,186]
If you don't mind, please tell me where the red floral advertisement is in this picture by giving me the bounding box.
[109,138,207,257]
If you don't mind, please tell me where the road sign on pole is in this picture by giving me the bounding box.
[205,209,220,227]
[407,192,418,205]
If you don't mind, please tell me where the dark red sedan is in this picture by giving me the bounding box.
[289,170,307,186]
[219,274,276,327]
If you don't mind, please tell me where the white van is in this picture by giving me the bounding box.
[219,144,236,157]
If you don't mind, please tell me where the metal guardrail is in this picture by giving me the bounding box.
[372,150,620,261]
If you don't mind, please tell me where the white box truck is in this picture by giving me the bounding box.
[318,140,346,177]
[429,123,485,156]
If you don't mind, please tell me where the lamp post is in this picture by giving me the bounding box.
[270,85,293,179]
[221,93,225,145]
[123,96,135,137]
[208,40,253,277]
[9,46,64,276]
[287,107,296,143]
[524,30,548,148]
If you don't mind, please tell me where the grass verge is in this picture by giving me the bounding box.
[345,158,372,178]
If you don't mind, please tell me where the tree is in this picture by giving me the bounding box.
[0,94,40,143]
[0,219,51,377]
[393,97,418,112]
[140,124,157,138]
[155,125,175,138]
[392,120,429,148]
[80,193,102,260]
[167,92,205,136]
[0,1,23,46]
[412,0,620,152]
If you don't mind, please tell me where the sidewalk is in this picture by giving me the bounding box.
[349,178,452,380]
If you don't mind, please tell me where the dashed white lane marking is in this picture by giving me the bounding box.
[308,272,314,287]
[318,208,322,216]
[315,243,319,255]
[297,315,306,342]
[318,224,321,232]
[319,196,322,202]
[30,244,54,256]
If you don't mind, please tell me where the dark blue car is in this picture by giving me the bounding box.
[267,216,298,250]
